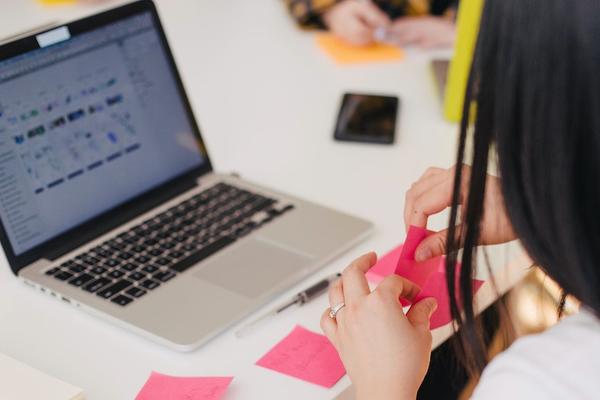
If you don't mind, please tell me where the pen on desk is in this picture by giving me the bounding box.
[235,272,341,338]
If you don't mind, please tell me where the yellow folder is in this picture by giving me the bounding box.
[443,0,484,122]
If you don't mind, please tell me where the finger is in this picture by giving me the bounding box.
[328,276,345,307]
[356,1,391,29]
[414,229,448,262]
[341,252,377,302]
[376,274,420,303]
[320,309,339,348]
[343,20,374,46]
[404,168,447,231]
[409,177,454,227]
[406,297,438,329]
[414,225,464,261]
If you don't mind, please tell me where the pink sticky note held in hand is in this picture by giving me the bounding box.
[256,325,345,388]
[367,226,485,329]
[135,372,232,400]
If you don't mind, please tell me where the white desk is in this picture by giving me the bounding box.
[0,1,529,399]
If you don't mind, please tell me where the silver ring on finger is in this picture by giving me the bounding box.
[328,302,346,320]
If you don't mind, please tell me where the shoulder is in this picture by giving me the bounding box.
[472,309,600,400]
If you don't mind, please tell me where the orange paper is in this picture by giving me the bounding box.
[315,33,404,64]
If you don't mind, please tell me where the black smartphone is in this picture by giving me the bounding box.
[334,93,399,144]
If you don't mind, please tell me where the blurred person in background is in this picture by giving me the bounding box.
[284,0,457,47]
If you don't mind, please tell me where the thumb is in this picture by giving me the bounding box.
[406,297,438,329]
[414,229,448,262]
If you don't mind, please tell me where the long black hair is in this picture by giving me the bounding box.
[446,0,600,374]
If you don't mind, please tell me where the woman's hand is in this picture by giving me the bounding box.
[321,253,438,400]
[404,165,516,262]
[322,0,391,46]
[386,16,456,48]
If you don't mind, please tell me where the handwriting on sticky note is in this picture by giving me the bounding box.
[135,372,232,400]
[256,325,345,388]
[315,33,404,64]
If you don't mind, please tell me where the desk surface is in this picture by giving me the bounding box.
[0,1,528,399]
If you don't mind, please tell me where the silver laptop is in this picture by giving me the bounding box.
[0,0,372,351]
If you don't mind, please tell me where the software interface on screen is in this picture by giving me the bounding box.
[0,12,206,255]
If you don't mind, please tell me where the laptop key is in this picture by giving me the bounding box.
[69,273,94,287]
[108,270,125,279]
[83,277,111,293]
[129,271,146,281]
[154,270,175,282]
[45,266,60,276]
[141,265,159,274]
[125,287,147,298]
[68,264,86,273]
[140,279,160,290]
[54,271,74,281]
[97,280,132,299]
[90,266,107,275]
[170,236,235,273]
[121,262,136,272]
[111,295,133,306]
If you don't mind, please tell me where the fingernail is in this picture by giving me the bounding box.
[415,248,432,262]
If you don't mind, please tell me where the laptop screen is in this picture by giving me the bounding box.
[0,12,206,256]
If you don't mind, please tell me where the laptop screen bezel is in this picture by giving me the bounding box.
[0,0,213,274]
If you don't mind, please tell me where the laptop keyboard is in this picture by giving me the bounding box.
[43,182,294,307]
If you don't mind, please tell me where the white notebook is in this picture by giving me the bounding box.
[0,353,84,400]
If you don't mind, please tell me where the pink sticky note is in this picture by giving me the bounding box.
[366,225,485,329]
[399,225,429,261]
[135,372,232,400]
[256,325,345,388]
[415,269,485,329]
[367,244,438,306]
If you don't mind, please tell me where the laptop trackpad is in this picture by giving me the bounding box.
[192,238,313,298]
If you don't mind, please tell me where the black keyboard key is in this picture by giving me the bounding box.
[156,258,170,266]
[105,259,121,268]
[160,241,176,250]
[129,271,146,281]
[169,250,184,259]
[111,295,133,306]
[125,287,146,298]
[142,264,159,274]
[45,267,60,276]
[69,273,94,287]
[130,245,145,253]
[68,264,86,273]
[82,256,101,265]
[144,238,158,247]
[117,252,133,260]
[97,280,132,299]
[154,270,175,282]
[96,249,113,258]
[170,236,235,273]
[90,266,107,275]
[54,271,73,281]
[149,248,164,257]
[108,270,125,279]
[61,260,76,268]
[135,255,151,264]
[83,277,111,293]
[121,262,136,272]
[140,279,160,290]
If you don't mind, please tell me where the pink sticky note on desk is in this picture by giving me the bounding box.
[367,226,484,329]
[135,372,232,400]
[256,325,345,388]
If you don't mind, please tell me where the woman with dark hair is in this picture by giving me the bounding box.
[320,0,600,398]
